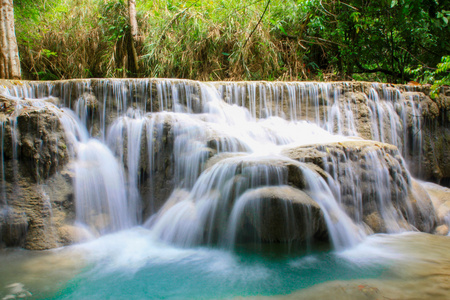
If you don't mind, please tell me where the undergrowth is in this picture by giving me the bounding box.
[14,0,314,81]
[13,0,449,84]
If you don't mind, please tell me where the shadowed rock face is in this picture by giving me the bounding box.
[238,186,327,243]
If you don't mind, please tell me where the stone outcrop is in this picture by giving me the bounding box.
[238,186,327,243]
[283,140,438,234]
[0,96,78,249]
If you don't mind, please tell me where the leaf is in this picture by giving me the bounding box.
[391,0,398,8]
[222,52,230,56]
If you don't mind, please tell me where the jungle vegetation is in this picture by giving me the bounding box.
[11,0,450,87]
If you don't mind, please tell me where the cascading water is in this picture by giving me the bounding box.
[142,83,366,250]
[0,79,438,242]
[58,105,139,235]
[0,79,448,299]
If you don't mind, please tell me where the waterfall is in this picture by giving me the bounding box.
[0,79,443,251]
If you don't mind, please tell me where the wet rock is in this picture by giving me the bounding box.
[407,180,437,233]
[283,140,437,234]
[434,224,449,236]
[239,186,327,243]
[0,95,75,250]
[0,208,28,247]
[80,92,99,111]
[421,181,450,232]
[57,225,93,244]
[204,153,246,170]
[206,137,250,153]
[418,93,440,120]
[0,170,76,250]
[404,92,449,185]
[363,212,385,233]
[16,108,69,182]
[417,125,450,185]
[282,146,327,169]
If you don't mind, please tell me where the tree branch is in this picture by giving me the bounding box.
[243,0,270,49]
[354,60,401,78]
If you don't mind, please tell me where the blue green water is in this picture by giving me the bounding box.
[2,229,448,300]
[37,228,384,300]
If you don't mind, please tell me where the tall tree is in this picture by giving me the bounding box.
[128,0,138,76]
[0,0,21,79]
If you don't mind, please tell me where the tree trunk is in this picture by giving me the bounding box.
[128,0,138,76]
[129,0,138,38]
[0,0,21,79]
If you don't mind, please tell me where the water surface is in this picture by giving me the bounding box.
[1,230,448,300]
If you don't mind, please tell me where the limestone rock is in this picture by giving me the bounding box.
[407,180,437,233]
[434,224,449,236]
[0,208,28,247]
[422,181,450,234]
[283,140,437,234]
[0,96,75,250]
[16,106,69,182]
[239,186,327,243]
[363,212,385,233]
[80,92,98,111]
[57,225,93,244]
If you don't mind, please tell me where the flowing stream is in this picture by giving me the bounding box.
[0,79,448,299]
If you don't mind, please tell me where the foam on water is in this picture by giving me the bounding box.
[1,228,448,300]
[43,228,384,299]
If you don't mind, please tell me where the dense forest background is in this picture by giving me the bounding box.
[13,0,450,86]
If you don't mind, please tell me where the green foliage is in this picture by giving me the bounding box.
[14,0,105,79]
[301,0,449,82]
[12,0,449,82]
[41,49,58,58]
[431,56,450,97]
[140,0,289,80]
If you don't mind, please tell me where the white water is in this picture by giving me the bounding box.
[0,80,442,249]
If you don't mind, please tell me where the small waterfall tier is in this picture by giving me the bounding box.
[0,79,448,250]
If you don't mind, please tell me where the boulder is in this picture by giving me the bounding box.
[237,186,327,243]
[421,181,450,235]
[1,100,70,182]
[407,180,438,233]
[57,225,93,244]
